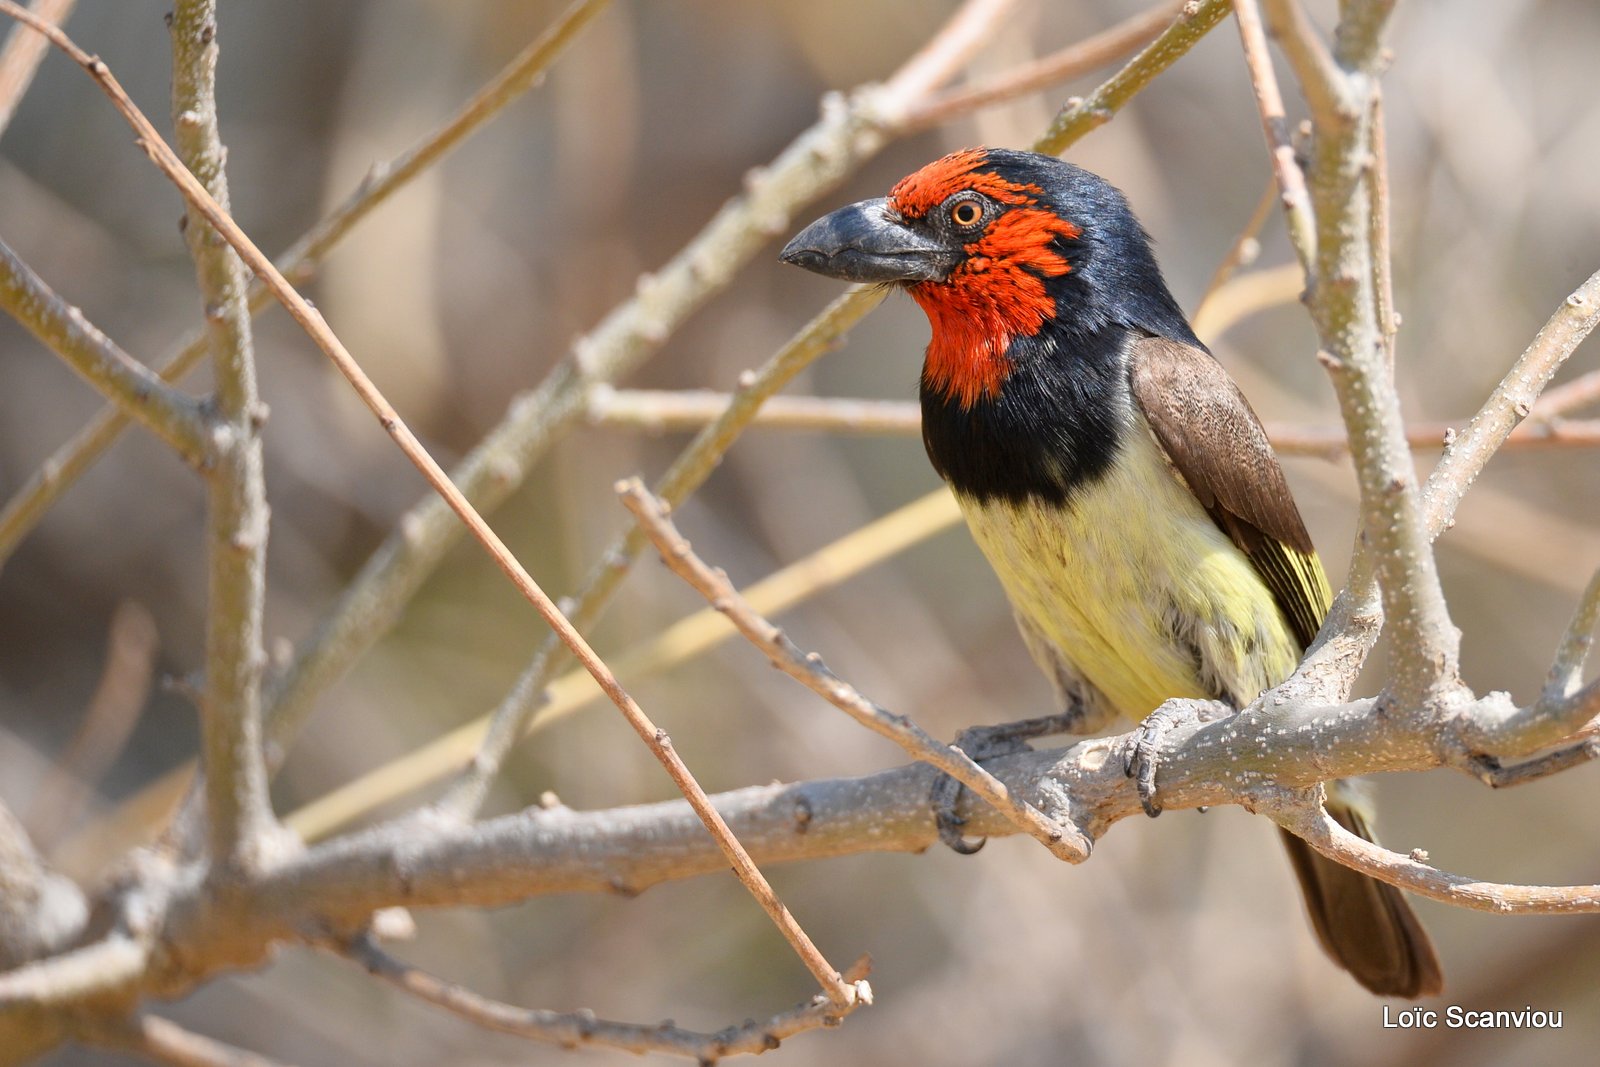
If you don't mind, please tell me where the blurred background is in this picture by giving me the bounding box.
[2,1,1598,1064]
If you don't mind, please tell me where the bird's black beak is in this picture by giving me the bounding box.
[780,197,957,284]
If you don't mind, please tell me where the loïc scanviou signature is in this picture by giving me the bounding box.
[1383,1006,1564,1030]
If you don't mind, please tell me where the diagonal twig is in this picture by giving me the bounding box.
[345,935,872,1062]
[1231,0,1316,269]
[1035,0,1232,155]
[619,480,1092,863]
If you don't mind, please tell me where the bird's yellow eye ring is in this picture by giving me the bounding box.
[950,200,982,227]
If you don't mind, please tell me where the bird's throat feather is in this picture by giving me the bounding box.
[910,210,1080,410]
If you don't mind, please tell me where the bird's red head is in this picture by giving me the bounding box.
[782,148,1097,409]
[885,150,1082,407]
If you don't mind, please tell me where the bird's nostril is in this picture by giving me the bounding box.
[778,245,826,269]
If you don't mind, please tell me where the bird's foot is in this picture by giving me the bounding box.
[932,710,1088,854]
[1121,699,1230,817]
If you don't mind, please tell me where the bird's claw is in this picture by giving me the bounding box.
[930,713,1082,854]
[1122,699,1223,818]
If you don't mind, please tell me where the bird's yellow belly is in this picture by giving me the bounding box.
[955,428,1302,720]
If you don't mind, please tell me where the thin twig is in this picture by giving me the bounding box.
[1266,794,1600,915]
[346,936,872,1062]
[1464,736,1600,790]
[1231,0,1316,269]
[588,387,921,435]
[619,480,1090,862]
[1,5,860,1008]
[284,489,963,842]
[0,0,72,139]
[170,0,277,873]
[587,388,1600,456]
[0,0,612,571]
[0,237,208,467]
[901,0,1181,131]
[1035,0,1232,155]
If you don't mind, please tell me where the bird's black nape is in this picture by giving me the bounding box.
[976,149,1202,350]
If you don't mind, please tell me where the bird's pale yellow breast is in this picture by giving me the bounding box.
[956,414,1303,721]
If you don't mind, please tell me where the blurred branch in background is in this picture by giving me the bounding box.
[0,0,72,139]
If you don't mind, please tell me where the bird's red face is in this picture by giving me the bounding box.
[782,148,1082,408]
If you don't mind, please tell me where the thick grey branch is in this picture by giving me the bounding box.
[170,0,277,874]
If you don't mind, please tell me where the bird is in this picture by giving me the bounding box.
[779,146,1442,999]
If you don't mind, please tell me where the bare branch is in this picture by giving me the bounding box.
[1464,737,1600,790]
[1231,0,1316,269]
[0,237,208,467]
[587,388,1600,457]
[588,387,920,436]
[618,479,1090,862]
[345,936,871,1062]
[1269,0,1461,708]
[1368,92,1397,364]
[1035,0,1232,155]
[0,0,72,139]
[170,0,277,874]
[1267,793,1600,915]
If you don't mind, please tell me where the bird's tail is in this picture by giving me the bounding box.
[1277,778,1443,998]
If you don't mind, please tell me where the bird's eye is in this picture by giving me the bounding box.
[949,200,982,227]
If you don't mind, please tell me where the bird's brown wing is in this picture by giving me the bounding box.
[1127,335,1331,649]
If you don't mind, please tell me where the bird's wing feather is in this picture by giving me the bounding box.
[1127,335,1332,649]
